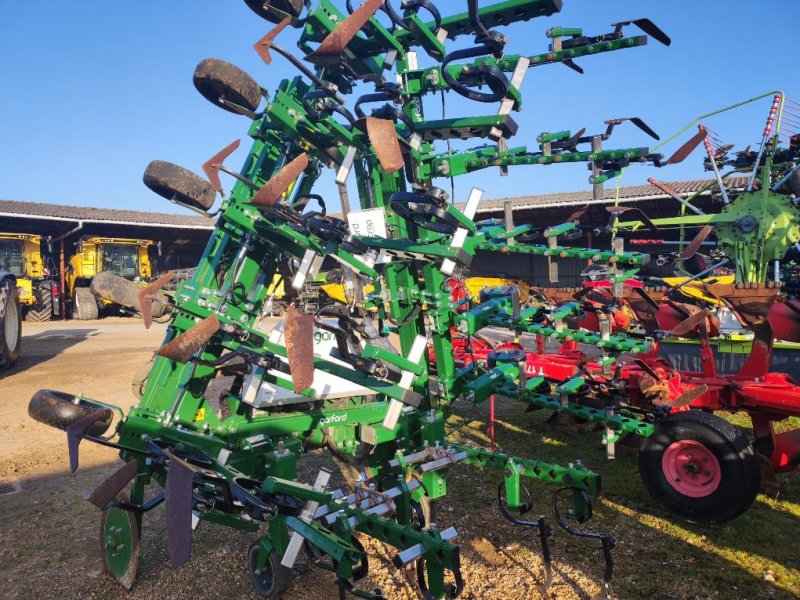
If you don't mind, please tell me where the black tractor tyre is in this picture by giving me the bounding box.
[28,389,113,437]
[25,284,53,322]
[0,279,22,369]
[247,541,293,598]
[638,410,761,524]
[143,161,216,212]
[73,286,99,320]
[193,58,262,114]
[243,0,305,23]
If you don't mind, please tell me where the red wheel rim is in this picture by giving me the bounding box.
[661,439,721,498]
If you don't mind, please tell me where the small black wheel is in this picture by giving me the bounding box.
[248,540,293,598]
[193,58,261,114]
[243,0,305,23]
[25,284,53,322]
[28,389,113,436]
[638,410,760,523]
[73,286,99,320]
[0,278,21,369]
[143,160,216,212]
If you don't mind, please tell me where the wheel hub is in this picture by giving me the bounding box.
[661,439,721,498]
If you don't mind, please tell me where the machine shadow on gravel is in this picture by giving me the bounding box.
[1,328,98,379]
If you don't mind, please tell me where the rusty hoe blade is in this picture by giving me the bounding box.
[86,460,139,509]
[567,205,589,223]
[254,16,293,65]
[202,139,241,193]
[67,409,111,474]
[285,304,315,393]
[304,0,384,66]
[679,225,713,261]
[251,153,309,207]
[137,271,175,329]
[666,125,707,165]
[671,384,708,408]
[165,452,198,568]
[670,309,710,336]
[157,315,220,362]
[354,117,404,174]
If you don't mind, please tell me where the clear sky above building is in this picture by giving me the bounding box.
[1,0,797,216]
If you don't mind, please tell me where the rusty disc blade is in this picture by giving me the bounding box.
[354,117,404,174]
[165,452,197,568]
[285,305,315,393]
[666,126,706,165]
[304,0,384,66]
[670,308,710,336]
[251,153,309,207]
[671,384,708,408]
[202,139,241,193]
[253,16,293,65]
[137,271,174,329]
[679,225,713,261]
[158,315,220,363]
[86,460,139,509]
[67,409,112,474]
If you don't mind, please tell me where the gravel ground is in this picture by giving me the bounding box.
[1,319,797,600]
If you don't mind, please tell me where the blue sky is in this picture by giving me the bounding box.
[1,1,797,216]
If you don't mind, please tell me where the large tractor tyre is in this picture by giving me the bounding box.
[0,279,22,369]
[73,286,99,320]
[247,541,293,598]
[28,389,113,436]
[143,161,216,212]
[638,410,760,523]
[243,0,305,24]
[25,285,53,322]
[193,58,261,115]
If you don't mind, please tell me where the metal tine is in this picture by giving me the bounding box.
[251,153,309,207]
[137,270,175,329]
[202,139,241,193]
[157,315,220,363]
[665,125,707,165]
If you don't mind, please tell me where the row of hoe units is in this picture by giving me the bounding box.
[22,1,800,599]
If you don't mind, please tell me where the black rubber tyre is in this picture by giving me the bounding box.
[193,58,261,114]
[28,389,113,436]
[25,284,53,322]
[247,541,293,598]
[243,0,304,23]
[73,286,99,320]
[638,410,760,523]
[0,278,21,369]
[143,161,216,212]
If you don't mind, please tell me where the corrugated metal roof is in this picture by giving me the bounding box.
[0,199,215,229]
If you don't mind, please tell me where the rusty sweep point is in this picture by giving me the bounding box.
[354,117,404,174]
[670,308,710,336]
[137,271,175,329]
[158,315,220,362]
[254,16,292,65]
[670,384,709,408]
[251,153,309,207]
[304,0,384,66]
[285,305,315,393]
[202,139,241,193]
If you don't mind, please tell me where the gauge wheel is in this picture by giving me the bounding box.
[28,389,113,436]
[193,58,261,114]
[143,160,216,212]
[0,278,21,369]
[248,540,293,598]
[638,410,760,523]
[243,0,305,23]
